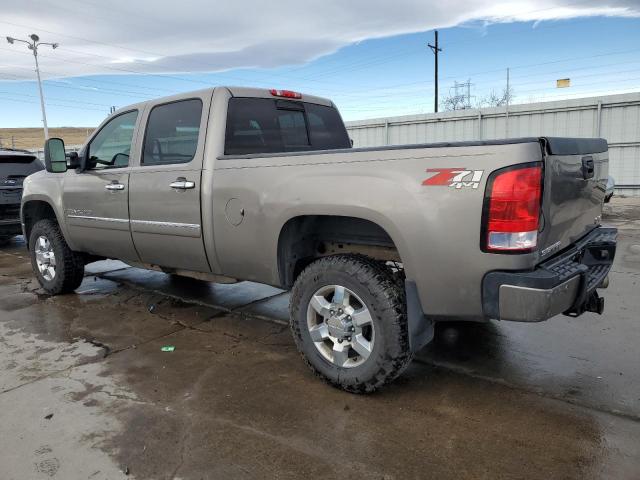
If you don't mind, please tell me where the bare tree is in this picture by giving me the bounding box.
[440,80,474,111]
[440,94,468,111]
[440,82,516,111]
[478,86,515,108]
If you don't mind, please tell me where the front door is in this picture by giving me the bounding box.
[62,109,140,261]
[129,95,211,271]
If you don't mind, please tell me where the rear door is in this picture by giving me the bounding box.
[538,137,609,258]
[128,93,212,271]
[62,110,140,260]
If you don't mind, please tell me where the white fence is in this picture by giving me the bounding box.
[346,92,640,196]
[29,145,83,161]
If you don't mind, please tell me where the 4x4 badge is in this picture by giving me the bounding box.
[422,168,484,189]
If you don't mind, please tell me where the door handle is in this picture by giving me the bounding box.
[105,182,125,191]
[170,177,195,190]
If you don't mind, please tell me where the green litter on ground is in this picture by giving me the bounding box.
[161,346,175,352]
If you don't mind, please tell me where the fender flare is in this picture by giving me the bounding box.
[21,195,74,249]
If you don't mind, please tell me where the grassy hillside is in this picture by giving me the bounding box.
[0,127,95,150]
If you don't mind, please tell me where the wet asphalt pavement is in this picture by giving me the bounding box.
[0,198,639,479]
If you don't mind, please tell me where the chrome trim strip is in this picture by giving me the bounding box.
[130,219,202,238]
[130,220,200,229]
[67,215,129,223]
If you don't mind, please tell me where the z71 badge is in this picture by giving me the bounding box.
[422,168,484,189]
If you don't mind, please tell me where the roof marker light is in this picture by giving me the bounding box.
[269,89,302,99]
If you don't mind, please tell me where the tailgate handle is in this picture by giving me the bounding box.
[581,156,595,180]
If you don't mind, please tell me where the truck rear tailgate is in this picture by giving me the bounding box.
[538,137,609,259]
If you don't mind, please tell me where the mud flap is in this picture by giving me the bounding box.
[405,280,434,352]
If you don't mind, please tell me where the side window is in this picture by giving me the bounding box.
[87,110,138,169]
[142,99,203,165]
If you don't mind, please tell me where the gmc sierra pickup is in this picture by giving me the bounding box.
[21,87,616,392]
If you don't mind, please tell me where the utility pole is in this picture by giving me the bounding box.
[505,67,510,138]
[428,30,442,113]
[6,34,59,140]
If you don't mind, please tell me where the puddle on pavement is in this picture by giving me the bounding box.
[1,244,639,479]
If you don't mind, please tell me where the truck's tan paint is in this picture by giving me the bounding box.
[21,86,608,321]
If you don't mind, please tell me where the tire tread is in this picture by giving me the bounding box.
[290,254,412,393]
[30,219,84,295]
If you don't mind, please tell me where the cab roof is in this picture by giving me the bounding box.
[114,86,335,116]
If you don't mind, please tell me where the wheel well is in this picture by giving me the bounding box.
[277,215,401,288]
[22,200,58,244]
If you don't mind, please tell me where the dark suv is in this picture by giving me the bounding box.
[1,149,43,244]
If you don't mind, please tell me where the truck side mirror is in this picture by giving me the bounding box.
[44,138,68,173]
[67,151,81,169]
[79,148,96,172]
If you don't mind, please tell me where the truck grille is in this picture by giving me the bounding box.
[0,204,20,221]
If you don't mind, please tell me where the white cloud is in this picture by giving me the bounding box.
[1,0,639,79]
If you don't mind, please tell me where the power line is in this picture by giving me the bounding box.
[0,89,113,107]
[3,21,640,96]
[0,95,106,111]
[2,12,640,123]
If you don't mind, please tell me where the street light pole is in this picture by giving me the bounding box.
[32,47,50,140]
[6,34,58,140]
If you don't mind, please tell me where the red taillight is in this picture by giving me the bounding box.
[483,164,542,252]
[269,89,302,99]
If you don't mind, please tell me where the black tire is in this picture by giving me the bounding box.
[29,219,85,295]
[290,254,412,393]
[0,236,12,246]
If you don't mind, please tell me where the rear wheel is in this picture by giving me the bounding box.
[29,219,85,295]
[290,255,412,393]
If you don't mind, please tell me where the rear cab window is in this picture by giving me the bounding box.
[0,153,43,184]
[224,97,351,155]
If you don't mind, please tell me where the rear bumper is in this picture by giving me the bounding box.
[482,227,617,322]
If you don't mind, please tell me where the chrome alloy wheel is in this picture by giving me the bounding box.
[306,285,375,368]
[34,235,56,281]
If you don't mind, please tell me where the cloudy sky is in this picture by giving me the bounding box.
[1,0,640,130]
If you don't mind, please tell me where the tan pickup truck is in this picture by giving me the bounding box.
[21,87,616,392]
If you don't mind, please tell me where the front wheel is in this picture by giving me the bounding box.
[29,219,85,295]
[290,255,412,393]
